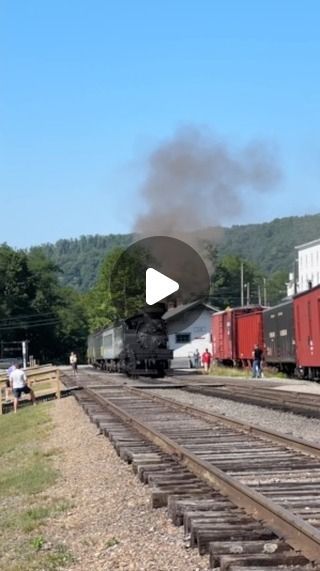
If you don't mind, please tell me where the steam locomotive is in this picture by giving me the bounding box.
[87,303,172,377]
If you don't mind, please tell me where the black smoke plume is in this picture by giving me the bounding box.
[134,126,281,239]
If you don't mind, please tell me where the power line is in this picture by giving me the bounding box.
[0,319,60,331]
[0,312,56,323]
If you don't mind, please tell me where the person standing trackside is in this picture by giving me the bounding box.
[202,348,212,374]
[10,362,35,413]
[69,352,78,375]
[5,362,16,401]
[193,349,200,368]
[252,344,263,378]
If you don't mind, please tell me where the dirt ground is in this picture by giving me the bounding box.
[43,397,210,571]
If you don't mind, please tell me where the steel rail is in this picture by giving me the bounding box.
[127,385,320,459]
[168,374,320,401]
[181,382,320,416]
[200,385,320,406]
[85,386,320,562]
[184,385,320,418]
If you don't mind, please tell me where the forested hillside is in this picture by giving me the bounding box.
[35,234,133,291]
[34,214,320,291]
[219,214,320,273]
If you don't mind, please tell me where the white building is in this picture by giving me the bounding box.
[286,272,296,297]
[163,301,219,368]
[295,238,320,293]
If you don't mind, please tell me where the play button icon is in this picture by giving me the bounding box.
[109,235,210,332]
[146,268,179,305]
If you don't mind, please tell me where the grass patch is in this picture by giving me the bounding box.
[105,536,120,549]
[0,454,57,497]
[30,534,45,551]
[6,507,52,533]
[263,369,288,379]
[0,405,51,457]
[0,405,57,502]
[43,544,73,568]
[208,365,288,379]
[0,404,73,570]
[5,542,73,571]
[1,499,73,533]
[42,447,63,458]
[209,365,250,378]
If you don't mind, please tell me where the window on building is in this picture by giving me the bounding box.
[175,333,191,344]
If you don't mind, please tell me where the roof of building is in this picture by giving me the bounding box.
[163,300,219,321]
[213,304,266,315]
[295,237,320,250]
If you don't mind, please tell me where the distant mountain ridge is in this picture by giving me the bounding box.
[220,213,320,273]
[35,234,133,291]
[34,213,320,291]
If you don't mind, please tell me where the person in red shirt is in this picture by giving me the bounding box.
[202,348,212,373]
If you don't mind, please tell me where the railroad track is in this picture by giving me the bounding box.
[146,373,320,419]
[86,368,320,419]
[63,370,320,569]
[80,366,320,418]
[180,381,320,419]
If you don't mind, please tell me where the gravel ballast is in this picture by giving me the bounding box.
[151,388,320,443]
[45,397,210,571]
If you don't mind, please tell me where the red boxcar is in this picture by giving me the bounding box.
[212,306,264,365]
[212,309,234,362]
[293,285,320,378]
[237,310,264,362]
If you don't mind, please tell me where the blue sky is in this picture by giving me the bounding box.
[1,1,320,248]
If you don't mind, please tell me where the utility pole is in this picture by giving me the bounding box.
[294,256,299,294]
[22,340,28,369]
[263,277,267,306]
[246,282,250,305]
[258,285,262,305]
[240,262,244,307]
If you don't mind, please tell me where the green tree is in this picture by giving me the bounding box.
[266,270,288,306]
[0,246,35,318]
[0,245,88,363]
[85,246,151,332]
[210,255,263,309]
[55,288,89,362]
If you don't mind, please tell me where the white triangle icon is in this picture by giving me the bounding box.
[146,268,179,306]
